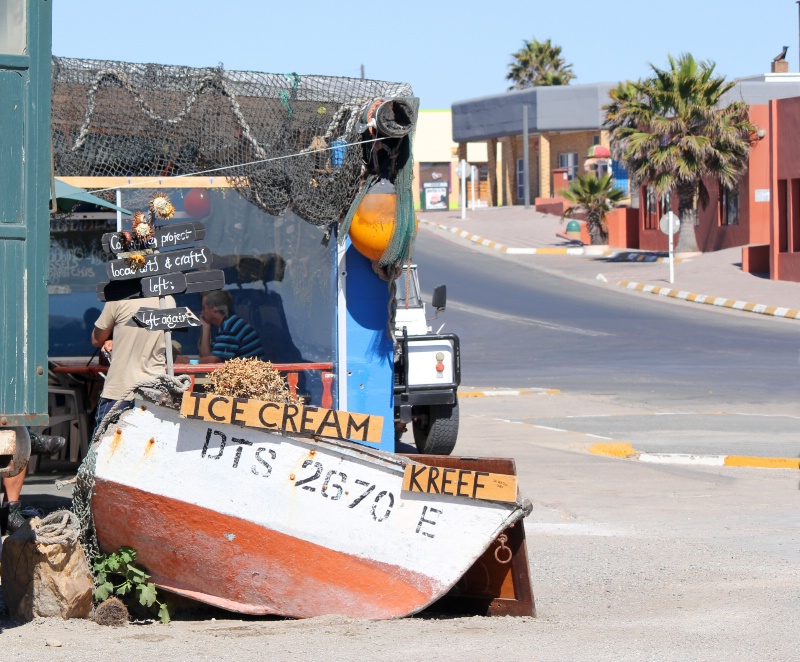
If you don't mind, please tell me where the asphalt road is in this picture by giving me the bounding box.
[412,229,800,458]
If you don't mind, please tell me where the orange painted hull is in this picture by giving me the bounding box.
[93,479,436,618]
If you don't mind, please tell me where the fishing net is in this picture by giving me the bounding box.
[51,57,418,265]
[71,375,192,561]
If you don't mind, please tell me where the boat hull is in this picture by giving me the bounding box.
[91,402,526,619]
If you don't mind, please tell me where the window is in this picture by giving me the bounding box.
[592,135,601,146]
[720,185,739,226]
[558,152,579,180]
[516,159,525,200]
[644,186,661,230]
[49,187,338,406]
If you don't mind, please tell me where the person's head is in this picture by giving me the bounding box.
[201,290,233,327]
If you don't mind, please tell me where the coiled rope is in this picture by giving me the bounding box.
[72,374,192,561]
[32,509,80,547]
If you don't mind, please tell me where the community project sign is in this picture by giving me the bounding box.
[97,204,226,373]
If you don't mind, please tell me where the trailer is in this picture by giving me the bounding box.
[0,0,52,480]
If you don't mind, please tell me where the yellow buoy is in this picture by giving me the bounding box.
[349,178,396,261]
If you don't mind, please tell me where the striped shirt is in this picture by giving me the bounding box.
[211,314,265,361]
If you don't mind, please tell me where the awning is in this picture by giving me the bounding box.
[586,145,611,159]
[54,178,132,215]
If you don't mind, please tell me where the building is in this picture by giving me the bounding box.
[451,70,800,282]
[413,110,487,210]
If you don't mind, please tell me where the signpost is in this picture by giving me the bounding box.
[659,211,680,284]
[97,196,225,375]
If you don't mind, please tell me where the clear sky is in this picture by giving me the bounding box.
[53,0,800,109]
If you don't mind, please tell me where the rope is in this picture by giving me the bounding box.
[72,374,192,561]
[32,509,80,547]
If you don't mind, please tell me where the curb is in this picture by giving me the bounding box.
[419,219,688,261]
[419,219,593,256]
[419,218,800,321]
[617,280,800,321]
[460,388,560,398]
[589,442,800,470]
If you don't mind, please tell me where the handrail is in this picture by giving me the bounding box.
[50,360,336,409]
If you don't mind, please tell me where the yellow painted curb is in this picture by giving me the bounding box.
[460,388,560,398]
[589,442,636,458]
[724,456,800,469]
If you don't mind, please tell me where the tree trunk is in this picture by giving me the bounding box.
[674,183,700,254]
[587,214,607,245]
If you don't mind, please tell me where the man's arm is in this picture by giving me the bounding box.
[196,319,222,363]
[91,325,112,352]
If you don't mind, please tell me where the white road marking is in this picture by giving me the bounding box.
[446,299,612,337]
[639,453,726,466]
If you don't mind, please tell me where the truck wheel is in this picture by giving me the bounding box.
[412,397,459,455]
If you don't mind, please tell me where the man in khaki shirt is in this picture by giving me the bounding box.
[91,296,175,424]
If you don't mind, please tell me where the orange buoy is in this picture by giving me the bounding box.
[349,178,396,261]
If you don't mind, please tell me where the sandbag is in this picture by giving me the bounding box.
[1,513,93,622]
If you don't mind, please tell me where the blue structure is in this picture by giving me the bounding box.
[343,246,395,451]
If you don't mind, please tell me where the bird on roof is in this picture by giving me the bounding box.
[774,46,789,62]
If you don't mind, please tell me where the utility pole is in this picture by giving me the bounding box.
[360,64,365,80]
[522,105,530,209]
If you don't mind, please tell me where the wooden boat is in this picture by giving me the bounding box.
[90,400,530,619]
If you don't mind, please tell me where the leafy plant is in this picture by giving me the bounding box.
[93,546,171,624]
[561,172,626,245]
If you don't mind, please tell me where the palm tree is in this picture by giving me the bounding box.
[604,53,756,253]
[560,172,625,245]
[506,38,575,90]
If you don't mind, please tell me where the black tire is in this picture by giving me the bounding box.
[412,396,459,455]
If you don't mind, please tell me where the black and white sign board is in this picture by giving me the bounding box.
[95,202,225,376]
[97,269,226,302]
[133,307,202,331]
[101,222,206,254]
[106,246,212,281]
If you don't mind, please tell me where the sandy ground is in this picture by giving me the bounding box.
[2,394,800,661]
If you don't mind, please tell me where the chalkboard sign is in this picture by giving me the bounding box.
[106,246,212,281]
[97,269,226,302]
[102,222,206,254]
[96,194,224,377]
[133,307,202,331]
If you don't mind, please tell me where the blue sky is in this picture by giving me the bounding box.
[53,0,799,109]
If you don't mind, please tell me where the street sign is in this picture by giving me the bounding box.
[133,307,202,331]
[456,159,471,179]
[659,211,680,235]
[106,246,212,281]
[97,269,226,302]
[102,222,206,254]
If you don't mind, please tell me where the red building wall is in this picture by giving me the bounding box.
[770,97,800,281]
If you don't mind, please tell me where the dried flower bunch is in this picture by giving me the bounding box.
[121,193,176,271]
[207,357,299,404]
[150,194,176,220]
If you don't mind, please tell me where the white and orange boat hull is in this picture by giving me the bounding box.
[91,402,528,619]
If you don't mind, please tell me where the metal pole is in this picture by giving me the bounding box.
[161,297,174,377]
[668,212,675,284]
[797,1,800,71]
[460,161,467,220]
[470,165,477,210]
[523,105,530,209]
